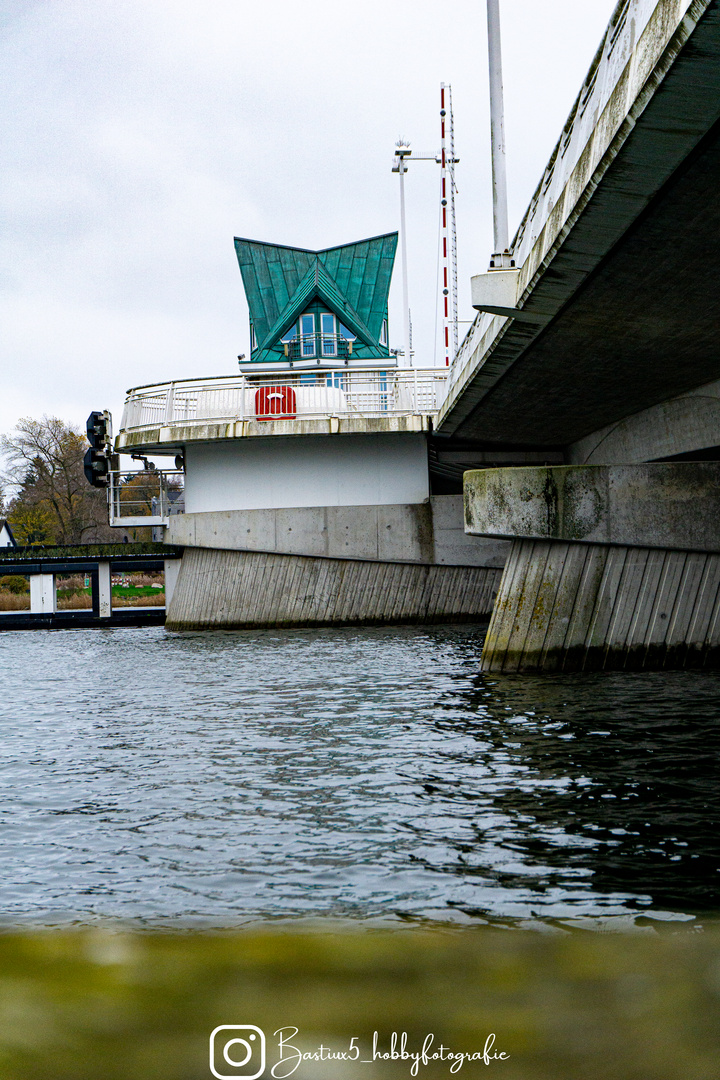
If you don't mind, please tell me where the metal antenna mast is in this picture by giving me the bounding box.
[440,83,460,365]
[448,86,460,356]
[392,88,459,367]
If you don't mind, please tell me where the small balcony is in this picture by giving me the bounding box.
[283,332,353,361]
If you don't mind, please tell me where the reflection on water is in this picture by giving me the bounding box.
[0,624,717,927]
[436,668,720,924]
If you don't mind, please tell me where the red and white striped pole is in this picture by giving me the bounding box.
[440,84,450,367]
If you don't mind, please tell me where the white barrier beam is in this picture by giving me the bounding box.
[97,561,112,618]
[163,559,181,606]
[30,574,56,614]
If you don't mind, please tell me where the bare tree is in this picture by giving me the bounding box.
[1,416,115,545]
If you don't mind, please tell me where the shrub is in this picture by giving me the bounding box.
[0,575,29,594]
[112,591,165,607]
[126,573,163,588]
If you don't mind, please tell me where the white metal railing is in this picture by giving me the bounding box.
[109,470,185,527]
[120,369,450,431]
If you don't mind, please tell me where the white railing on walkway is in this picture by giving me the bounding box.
[120,369,450,431]
[109,470,185,526]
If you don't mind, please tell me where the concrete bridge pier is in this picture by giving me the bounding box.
[163,495,509,630]
[464,464,720,673]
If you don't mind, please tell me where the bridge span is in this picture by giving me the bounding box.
[445,0,720,671]
[441,0,720,455]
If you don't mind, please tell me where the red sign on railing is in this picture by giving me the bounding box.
[254,386,297,420]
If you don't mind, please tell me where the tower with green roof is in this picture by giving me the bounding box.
[234,233,398,368]
[103,227,498,633]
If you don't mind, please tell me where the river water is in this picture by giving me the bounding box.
[0,624,718,929]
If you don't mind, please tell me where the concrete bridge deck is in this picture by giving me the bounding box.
[439,0,720,458]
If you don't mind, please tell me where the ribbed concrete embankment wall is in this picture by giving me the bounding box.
[482,538,720,673]
[165,547,502,631]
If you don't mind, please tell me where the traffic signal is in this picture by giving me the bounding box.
[84,410,113,488]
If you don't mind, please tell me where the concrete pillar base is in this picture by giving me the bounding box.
[481,538,720,673]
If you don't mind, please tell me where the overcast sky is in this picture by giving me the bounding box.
[0,0,617,440]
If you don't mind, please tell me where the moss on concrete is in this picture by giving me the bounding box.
[0,925,718,1079]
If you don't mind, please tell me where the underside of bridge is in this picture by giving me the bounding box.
[452,117,720,448]
[451,1,720,673]
[438,0,720,456]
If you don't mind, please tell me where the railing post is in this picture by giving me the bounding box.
[108,472,116,526]
[165,383,175,424]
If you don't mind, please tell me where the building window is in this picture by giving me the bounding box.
[301,313,315,356]
[321,312,336,356]
[379,318,388,347]
[251,324,257,350]
[325,370,345,389]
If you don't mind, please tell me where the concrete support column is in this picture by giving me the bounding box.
[482,538,720,672]
[30,574,55,614]
[163,559,181,606]
[97,561,112,619]
[465,463,720,673]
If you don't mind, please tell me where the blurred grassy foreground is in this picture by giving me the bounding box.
[0,926,719,1080]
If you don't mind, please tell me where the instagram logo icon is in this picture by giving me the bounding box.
[210,1026,266,1079]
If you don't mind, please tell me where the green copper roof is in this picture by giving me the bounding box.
[234,233,398,362]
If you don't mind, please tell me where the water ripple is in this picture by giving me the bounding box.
[0,625,717,928]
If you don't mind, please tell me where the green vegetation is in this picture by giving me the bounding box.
[0,574,29,594]
[111,573,165,606]
[56,586,89,600]
[1,416,114,545]
[0,573,31,609]
[112,585,164,598]
[0,926,717,1080]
